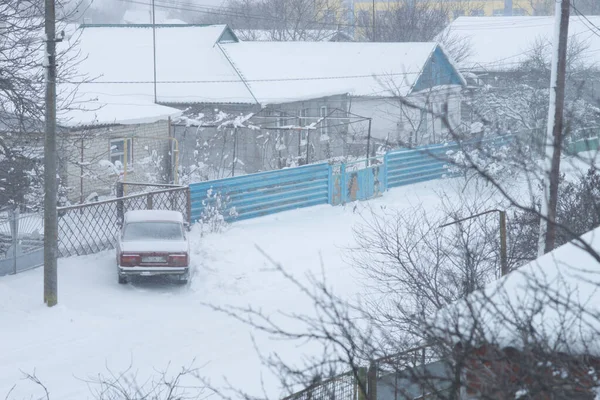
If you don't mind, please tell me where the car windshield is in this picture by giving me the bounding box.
[122,221,184,241]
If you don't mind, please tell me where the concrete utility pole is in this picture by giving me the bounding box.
[44,0,58,306]
[152,0,157,103]
[538,0,570,256]
[372,0,375,41]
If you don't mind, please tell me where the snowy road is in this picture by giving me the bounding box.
[0,177,525,400]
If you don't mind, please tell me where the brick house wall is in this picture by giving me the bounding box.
[461,344,600,400]
[62,119,171,203]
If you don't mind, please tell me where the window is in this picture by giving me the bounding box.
[122,222,184,241]
[319,106,328,136]
[277,116,286,128]
[299,108,309,126]
[110,138,133,167]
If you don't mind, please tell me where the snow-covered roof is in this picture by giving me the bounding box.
[437,16,600,72]
[71,24,460,107]
[60,92,183,127]
[124,210,184,223]
[234,29,353,42]
[71,24,253,107]
[221,41,449,103]
[432,227,600,355]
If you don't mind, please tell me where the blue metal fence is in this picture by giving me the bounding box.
[190,163,330,222]
[189,136,513,223]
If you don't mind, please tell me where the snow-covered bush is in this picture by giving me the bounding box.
[445,137,520,182]
[197,188,238,234]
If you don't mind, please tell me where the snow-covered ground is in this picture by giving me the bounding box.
[0,157,590,399]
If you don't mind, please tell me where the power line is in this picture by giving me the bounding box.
[118,0,359,30]
[571,3,600,40]
[60,70,427,84]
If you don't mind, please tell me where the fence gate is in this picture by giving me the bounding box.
[330,157,387,206]
[0,209,44,276]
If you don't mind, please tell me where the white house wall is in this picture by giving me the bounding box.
[349,88,462,147]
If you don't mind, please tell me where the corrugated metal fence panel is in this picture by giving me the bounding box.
[386,135,514,189]
[386,142,460,189]
[190,163,330,222]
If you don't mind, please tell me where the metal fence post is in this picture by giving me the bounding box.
[9,208,18,275]
[186,187,192,224]
[357,366,368,400]
[382,153,388,193]
[327,164,333,205]
[147,192,153,209]
[116,182,124,225]
[367,361,377,400]
[340,163,347,205]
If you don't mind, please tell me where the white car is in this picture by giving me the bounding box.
[116,210,190,284]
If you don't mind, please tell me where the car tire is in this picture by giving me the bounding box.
[118,275,128,284]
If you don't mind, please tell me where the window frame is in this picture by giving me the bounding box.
[319,106,328,136]
[109,138,133,167]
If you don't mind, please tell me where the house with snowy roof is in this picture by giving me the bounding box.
[427,226,600,399]
[437,16,600,84]
[72,23,465,176]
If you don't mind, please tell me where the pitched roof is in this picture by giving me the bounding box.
[432,226,600,355]
[221,41,460,103]
[71,24,463,108]
[437,16,600,72]
[69,24,253,107]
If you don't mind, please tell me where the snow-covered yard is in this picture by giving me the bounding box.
[0,156,590,400]
[0,177,472,400]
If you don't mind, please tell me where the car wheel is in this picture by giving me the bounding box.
[118,275,128,284]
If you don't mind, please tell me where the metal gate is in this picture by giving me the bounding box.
[330,157,387,206]
[0,209,44,276]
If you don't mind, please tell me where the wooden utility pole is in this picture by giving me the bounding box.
[538,0,570,256]
[44,0,58,306]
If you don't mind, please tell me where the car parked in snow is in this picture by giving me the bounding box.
[116,210,190,284]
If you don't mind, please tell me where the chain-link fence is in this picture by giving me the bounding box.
[281,345,453,400]
[283,371,359,400]
[0,210,44,276]
[374,346,452,400]
[57,184,190,258]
